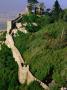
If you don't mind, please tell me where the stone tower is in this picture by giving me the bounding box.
[27,1,45,15]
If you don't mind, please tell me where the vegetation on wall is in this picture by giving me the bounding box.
[14,20,67,90]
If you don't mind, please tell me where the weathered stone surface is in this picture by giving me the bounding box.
[61,87,67,90]
[18,27,28,34]
[23,23,27,26]
[27,70,36,85]
[5,34,24,65]
[7,20,12,33]
[11,29,17,34]
[18,65,29,84]
[16,23,22,29]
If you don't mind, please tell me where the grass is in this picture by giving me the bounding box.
[0,31,6,41]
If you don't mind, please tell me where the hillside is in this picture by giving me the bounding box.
[0,4,67,89]
[0,18,67,90]
[13,20,67,90]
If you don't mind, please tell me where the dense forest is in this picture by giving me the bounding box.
[0,0,67,90]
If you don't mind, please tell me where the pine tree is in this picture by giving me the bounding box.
[52,0,62,20]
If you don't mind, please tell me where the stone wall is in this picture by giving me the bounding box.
[7,20,12,33]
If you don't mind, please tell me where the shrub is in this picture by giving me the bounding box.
[0,44,19,90]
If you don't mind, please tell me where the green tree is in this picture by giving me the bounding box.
[28,0,38,4]
[52,0,62,20]
[0,44,19,90]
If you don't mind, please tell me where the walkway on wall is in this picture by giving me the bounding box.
[5,31,49,90]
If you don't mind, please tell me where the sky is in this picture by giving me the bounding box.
[0,0,67,19]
